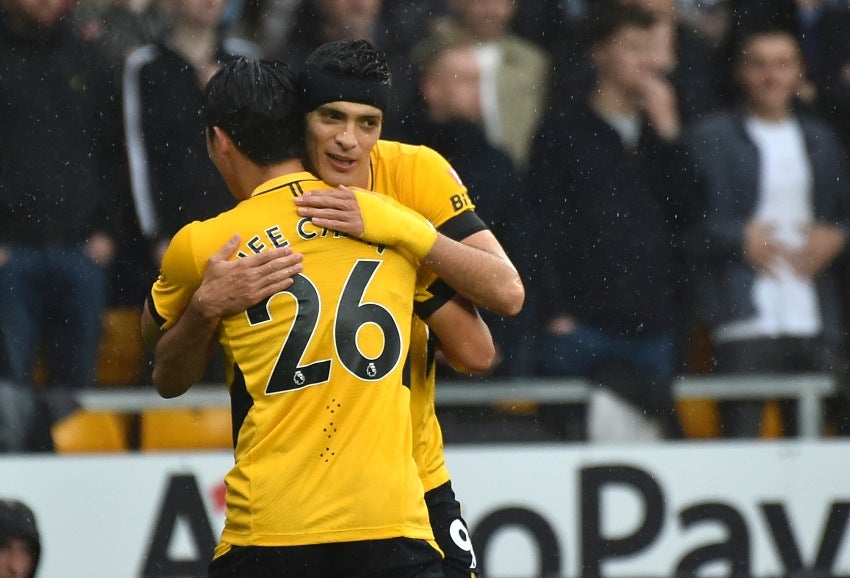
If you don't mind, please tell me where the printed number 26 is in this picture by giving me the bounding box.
[245,260,402,394]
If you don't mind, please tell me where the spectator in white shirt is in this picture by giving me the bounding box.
[683,19,850,437]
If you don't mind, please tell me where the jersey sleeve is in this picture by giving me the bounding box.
[401,146,490,241]
[148,223,204,331]
[399,146,475,228]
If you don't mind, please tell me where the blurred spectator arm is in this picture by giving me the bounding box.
[681,119,751,260]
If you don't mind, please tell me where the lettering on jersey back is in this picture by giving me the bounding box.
[234,220,388,259]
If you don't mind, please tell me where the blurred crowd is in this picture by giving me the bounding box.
[3,0,850,444]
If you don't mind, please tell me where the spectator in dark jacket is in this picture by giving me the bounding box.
[527,2,701,441]
[122,0,262,268]
[0,0,123,391]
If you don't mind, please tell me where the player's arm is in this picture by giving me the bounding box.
[142,297,218,398]
[142,234,304,398]
[422,295,496,374]
[423,230,521,316]
[294,187,524,316]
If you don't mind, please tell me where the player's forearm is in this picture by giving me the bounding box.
[425,296,496,374]
[149,300,218,398]
[293,187,525,314]
[422,233,524,317]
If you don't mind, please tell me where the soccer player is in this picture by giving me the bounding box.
[162,40,523,577]
[295,40,527,577]
[141,57,457,576]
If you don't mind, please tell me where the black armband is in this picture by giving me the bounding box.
[439,211,488,241]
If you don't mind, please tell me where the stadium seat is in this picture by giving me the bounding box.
[676,398,720,439]
[761,399,784,438]
[52,409,130,453]
[679,398,784,439]
[96,307,146,386]
[140,407,233,451]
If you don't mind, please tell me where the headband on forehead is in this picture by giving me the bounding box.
[298,63,391,114]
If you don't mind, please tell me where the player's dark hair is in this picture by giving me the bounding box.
[303,39,391,87]
[585,2,656,47]
[298,39,392,115]
[203,58,304,165]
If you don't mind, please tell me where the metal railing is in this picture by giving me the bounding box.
[76,373,840,439]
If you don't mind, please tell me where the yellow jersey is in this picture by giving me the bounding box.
[148,172,433,551]
[368,141,488,492]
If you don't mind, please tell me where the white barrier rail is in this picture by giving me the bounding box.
[76,373,839,438]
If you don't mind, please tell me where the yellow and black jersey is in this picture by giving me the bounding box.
[368,141,474,231]
[369,141,489,492]
[148,172,433,552]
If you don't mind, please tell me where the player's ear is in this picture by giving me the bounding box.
[209,126,234,155]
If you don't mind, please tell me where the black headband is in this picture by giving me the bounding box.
[298,63,390,114]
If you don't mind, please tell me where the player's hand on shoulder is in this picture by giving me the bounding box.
[194,234,303,319]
